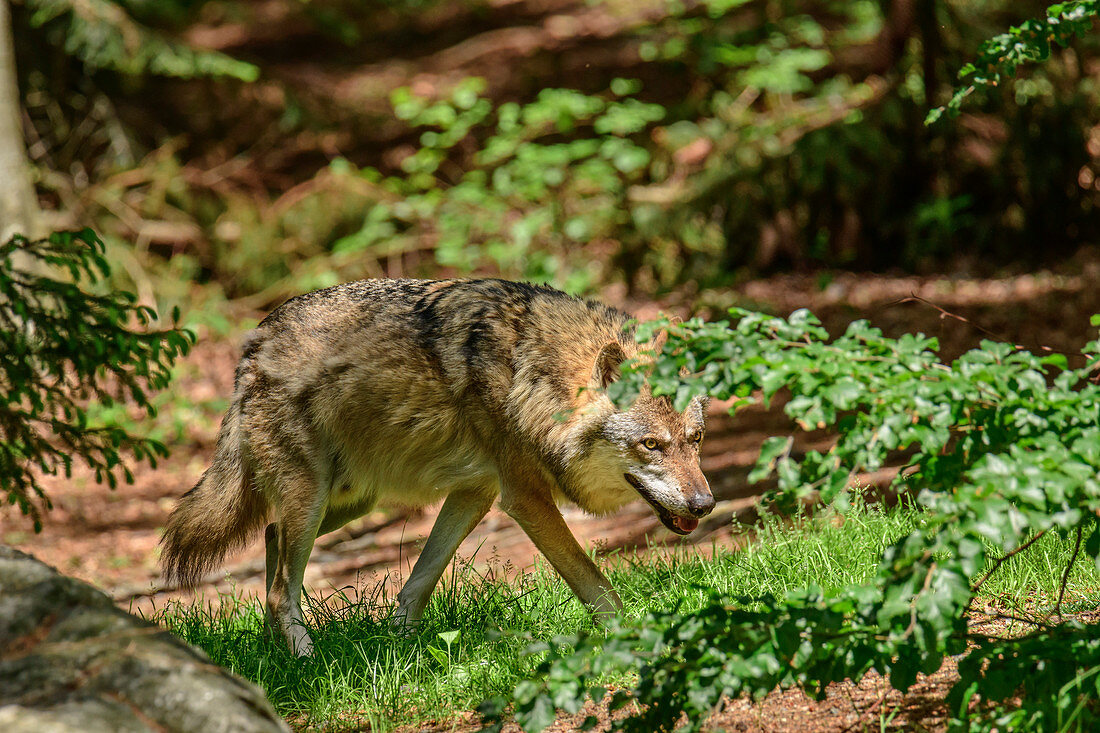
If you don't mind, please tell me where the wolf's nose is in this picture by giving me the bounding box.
[687,493,715,517]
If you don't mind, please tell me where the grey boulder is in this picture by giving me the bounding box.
[0,546,289,733]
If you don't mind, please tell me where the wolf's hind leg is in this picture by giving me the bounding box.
[262,522,279,639]
[266,479,328,657]
[393,488,496,627]
[264,522,278,595]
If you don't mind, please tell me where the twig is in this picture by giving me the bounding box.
[839,683,892,733]
[971,530,1047,595]
[890,293,1017,341]
[890,294,1083,360]
[901,560,937,640]
[968,609,1053,633]
[1052,525,1084,618]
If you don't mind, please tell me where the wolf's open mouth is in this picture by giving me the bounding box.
[624,474,699,535]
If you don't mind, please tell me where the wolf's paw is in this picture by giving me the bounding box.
[287,623,315,657]
[389,609,422,637]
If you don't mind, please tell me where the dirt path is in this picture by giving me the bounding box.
[4,261,1099,730]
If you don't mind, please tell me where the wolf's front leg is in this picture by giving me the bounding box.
[393,487,496,628]
[499,478,622,619]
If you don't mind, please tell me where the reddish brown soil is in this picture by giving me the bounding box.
[5,259,1100,731]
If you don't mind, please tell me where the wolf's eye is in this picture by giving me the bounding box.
[642,437,660,451]
[690,432,703,444]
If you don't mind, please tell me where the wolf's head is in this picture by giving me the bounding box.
[560,341,714,534]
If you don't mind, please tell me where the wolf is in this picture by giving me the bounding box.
[160,278,713,655]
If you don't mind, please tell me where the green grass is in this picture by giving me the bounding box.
[150,503,1100,731]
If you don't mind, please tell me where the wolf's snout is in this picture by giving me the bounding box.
[687,492,715,517]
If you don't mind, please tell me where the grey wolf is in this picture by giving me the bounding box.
[160,279,713,655]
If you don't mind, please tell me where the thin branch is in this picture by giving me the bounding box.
[901,560,937,640]
[891,294,1083,361]
[1053,525,1084,618]
[971,530,1047,594]
[891,294,1014,342]
[839,682,892,733]
[968,608,1054,632]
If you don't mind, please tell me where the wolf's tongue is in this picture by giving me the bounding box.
[673,516,699,533]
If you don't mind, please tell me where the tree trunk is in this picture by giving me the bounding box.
[0,0,39,241]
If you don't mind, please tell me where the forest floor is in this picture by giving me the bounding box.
[5,258,1100,732]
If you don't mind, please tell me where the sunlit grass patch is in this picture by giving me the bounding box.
[152,502,1100,731]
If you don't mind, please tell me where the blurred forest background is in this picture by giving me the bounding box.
[6,0,1100,316]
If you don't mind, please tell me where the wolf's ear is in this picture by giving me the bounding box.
[687,393,711,417]
[592,342,626,389]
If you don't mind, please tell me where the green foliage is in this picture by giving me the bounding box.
[0,230,193,531]
[489,310,1100,731]
[930,1,1100,123]
[299,0,1097,289]
[23,0,259,80]
[22,0,1100,298]
[331,78,664,290]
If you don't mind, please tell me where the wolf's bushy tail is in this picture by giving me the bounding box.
[160,402,268,588]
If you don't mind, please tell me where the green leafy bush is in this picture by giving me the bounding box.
[306,0,1100,291]
[0,229,193,530]
[930,0,1100,122]
[22,0,258,80]
[485,309,1100,731]
[19,0,1100,299]
[329,78,665,291]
